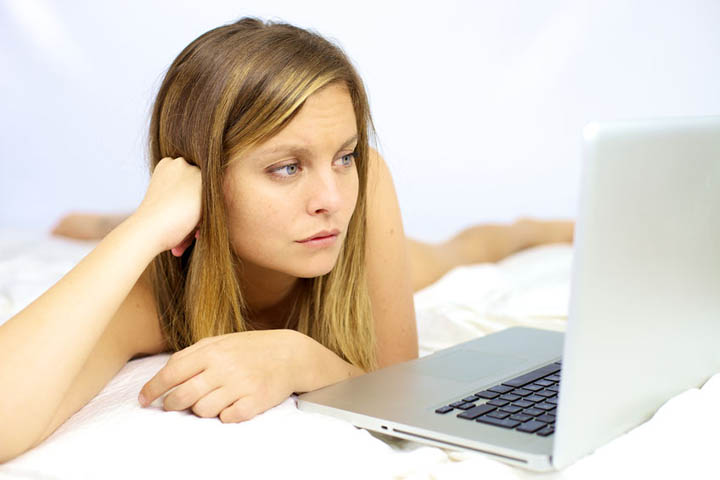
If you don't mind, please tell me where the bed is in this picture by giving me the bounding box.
[0,228,717,479]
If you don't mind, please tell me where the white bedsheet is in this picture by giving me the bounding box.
[0,229,717,479]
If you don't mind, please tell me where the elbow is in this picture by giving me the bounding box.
[0,444,25,465]
[0,420,40,464]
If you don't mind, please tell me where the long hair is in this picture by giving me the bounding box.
[146,17,378,373]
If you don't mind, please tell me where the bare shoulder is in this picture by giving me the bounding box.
[116,265,170,360]
[364,147,418,368]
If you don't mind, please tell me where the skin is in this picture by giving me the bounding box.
[134,83,389,421]
[221,82,360,319]
[43,83,575,422]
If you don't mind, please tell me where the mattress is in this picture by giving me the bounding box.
[0,229,717,479]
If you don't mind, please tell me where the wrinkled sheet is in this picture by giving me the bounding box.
[0,229,717,479]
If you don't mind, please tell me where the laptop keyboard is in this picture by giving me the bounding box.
[434,361,562,437]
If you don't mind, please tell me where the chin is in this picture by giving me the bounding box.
[290,257,339,279]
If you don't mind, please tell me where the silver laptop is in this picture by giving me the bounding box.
[297,115,720,471]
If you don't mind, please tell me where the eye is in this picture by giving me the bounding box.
[335,152,356,167]
[270,162,300,179]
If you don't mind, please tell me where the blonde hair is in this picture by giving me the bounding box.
[146,17,378,373]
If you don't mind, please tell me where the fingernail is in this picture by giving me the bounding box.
[139,393,147,406]
[194,231,199,239]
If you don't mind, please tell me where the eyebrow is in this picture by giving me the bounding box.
[257,133,359,157]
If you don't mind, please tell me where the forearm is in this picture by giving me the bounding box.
[291,332,366,394]
[0,214,159,455]
[98,213,132,238]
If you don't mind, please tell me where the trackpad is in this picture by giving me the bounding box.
[408,349,530,383]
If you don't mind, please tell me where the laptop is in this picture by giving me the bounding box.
[296,115,720,471]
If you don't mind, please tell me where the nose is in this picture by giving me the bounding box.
[306,168,343,216]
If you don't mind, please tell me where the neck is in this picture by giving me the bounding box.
[239,263,300,322]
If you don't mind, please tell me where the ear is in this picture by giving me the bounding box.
[171,230,198,256]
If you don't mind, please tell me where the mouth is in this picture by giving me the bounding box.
[296,229,341,243]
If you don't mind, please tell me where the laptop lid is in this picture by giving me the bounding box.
[553,115,720,468]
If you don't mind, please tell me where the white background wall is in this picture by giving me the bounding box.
[1,0,719,242]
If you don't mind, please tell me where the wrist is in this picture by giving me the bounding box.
[288,330,365,394]
[286,330,316,394]
[116,213,167,259]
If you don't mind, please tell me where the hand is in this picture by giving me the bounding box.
[137,329,306,423]
[133,156,203,256]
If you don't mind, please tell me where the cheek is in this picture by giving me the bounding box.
[226,187,292,248]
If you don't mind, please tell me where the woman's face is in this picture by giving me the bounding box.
[222,82,359,281]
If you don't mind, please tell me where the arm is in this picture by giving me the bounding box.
[0,215,160,461]
[0,156,200,462]
[293,332,367,393]
[136,329,361,421]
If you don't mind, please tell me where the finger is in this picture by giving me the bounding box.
[219,395,259,424]
[162,371,218,412]
[169,335,224,362]
[139,355,204,407]
[190,385,236,419]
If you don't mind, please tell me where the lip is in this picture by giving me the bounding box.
[296,229,341,243]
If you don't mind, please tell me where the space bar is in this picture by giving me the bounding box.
[501,364,561,388]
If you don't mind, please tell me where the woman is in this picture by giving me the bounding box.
[0,16,572,462]
[51,214,573,292]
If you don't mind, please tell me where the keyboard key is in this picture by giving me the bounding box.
[537,425,555,437]
[476,415,521,429]
[487,385,514,394]
[517,420,546,433]
[526,395,545,403]
[537,390,556,398]
[548,385,559,392]
[510,413,533,422]
[523,408,544,416]
[499,405,523,414]
[435,406,454,414]
[548,407,557,415]
[512,400,534,408]
[546,374,561,382]
[511,388,533,396]
[456,402,477,410]
[487,410,510,419]
[475,390,499,399]
[499,394,521,402]
[536,414,556,424]
[462,395,480,402]
[523,384,544,392]
[487,399,510,407]
[547,397,558,405]
[535,403,555,411]
[501,364,561,388]
[534,379,554,387]
[450,401,466,408]
[457,403,496,420]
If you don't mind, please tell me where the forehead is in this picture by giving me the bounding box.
[251,83,357,156]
